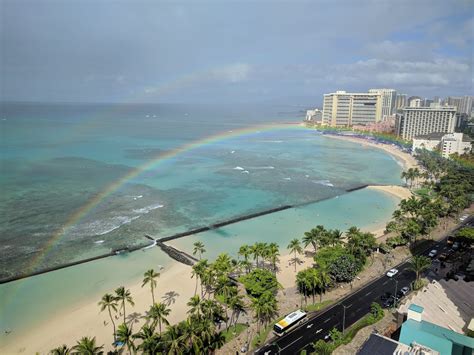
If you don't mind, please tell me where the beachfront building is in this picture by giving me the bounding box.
[305,109,323,124]
[395,106,457,140]
[322,90,382,127]
[369,88,397,119]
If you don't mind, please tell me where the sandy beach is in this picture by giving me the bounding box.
[0,262,196,354]
[0,134,416,354]
[324,133,418,170]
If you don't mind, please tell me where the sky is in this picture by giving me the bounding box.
[1,0,473,105]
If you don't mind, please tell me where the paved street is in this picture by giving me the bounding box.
[256,216,473,355]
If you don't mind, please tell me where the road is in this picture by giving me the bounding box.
[256,216,473,355]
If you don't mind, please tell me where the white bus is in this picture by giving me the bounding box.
[273,310,307,336]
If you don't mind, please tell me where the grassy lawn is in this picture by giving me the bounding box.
[303,299,333,312]
[221,323,249,343]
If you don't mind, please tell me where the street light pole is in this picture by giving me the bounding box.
[342,304,347,335]
[393,279,398,309]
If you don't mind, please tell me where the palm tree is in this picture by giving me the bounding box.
[228,293,246,329]
[187,295,203,319]
[71,337,103,355]
[329,229,343,246]
[142,269,160,305]
[251,292,278,332]
[268,242,280,273]
[208,331,226,353]
[133,324,161,354]
[193,241,206,260]
[116,323,135,354]
[287,238,303,272]
[409,255,432,280]
[147,302,171,334]
[98,293,118,341]
[251,242,265,268]
[191,259,209,297]
[238,244,252,272]
[163,324,186,354]
[302,225,325,253]
[115,286,135,324]
[50,345,70,355]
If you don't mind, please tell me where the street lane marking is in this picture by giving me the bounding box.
[365,291,372,296]
[324,318,331,323]
[281,336,303,351]
[316,328,322,333]
[383,281,388,285]
[347,303,353,308]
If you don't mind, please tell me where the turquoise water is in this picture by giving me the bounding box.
[0,102,403,345]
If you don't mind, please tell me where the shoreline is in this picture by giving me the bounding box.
[0,133,415,354]
[322,133,418,171]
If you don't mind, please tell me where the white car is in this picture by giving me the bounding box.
[386,268,399,277]
[428,249,437,258]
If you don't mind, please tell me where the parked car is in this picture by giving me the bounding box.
[438,253,448,261]
[380,292,392,301]
[383,296,398,308]
[428,249,438,258]
[452,242,460,251]
[397,286,410,298]
[386,268,399,277]
[447,236,455,245]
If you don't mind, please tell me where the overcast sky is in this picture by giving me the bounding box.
[1,0,473,104]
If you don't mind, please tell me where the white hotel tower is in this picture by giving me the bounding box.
[322,91,382,126]
[395,106,457,140]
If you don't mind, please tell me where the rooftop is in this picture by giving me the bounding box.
[399,319,474,355]
[398,280,474,334]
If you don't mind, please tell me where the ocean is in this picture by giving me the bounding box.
[0,102,402,341]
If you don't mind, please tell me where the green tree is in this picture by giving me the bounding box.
[312,339,333,355]
[142,269,160,305]
[268,242,280,273]
[71,337,103,355]
[409,255,431,281]
[328,254,359,288]
[115,286,135,324]
[238,244,252,273]
[287,238,303,272]
[193,241,206,260]
[98,293,118,342]
[116,323,135,354]
[147,302,171,334]
[251,292,278,332]
[50,345,70,355]
[133,324,161,354]
[240,268,279,298]
[457,227,474,242]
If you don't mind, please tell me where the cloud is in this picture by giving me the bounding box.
[209,63,250,83]
[143,63,252,97]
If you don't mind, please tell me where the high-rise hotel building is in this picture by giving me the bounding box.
[395,106,457,140]
[322,91,382,126]
[369,88,397,119]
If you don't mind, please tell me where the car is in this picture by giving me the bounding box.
[383,296,397,308]
[386,268,399,277]
[428,249,438,258]
[438,253,448,261]
[380,292,392,301]
[447,236,455,245]
[452,242,460,251]
[400,286,410,295]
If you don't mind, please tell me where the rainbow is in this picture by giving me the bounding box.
[27,122,306,273]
